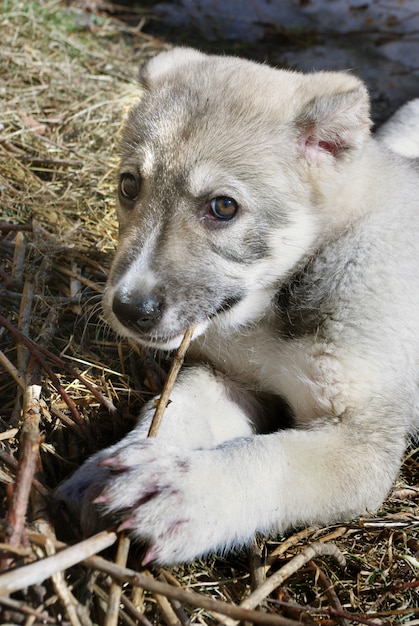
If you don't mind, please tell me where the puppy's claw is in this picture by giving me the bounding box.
[117,516,136,532]
[98,456,129,472]
[141,546,158,567]
[93,492,109,505]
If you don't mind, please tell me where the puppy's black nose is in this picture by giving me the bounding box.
[112,290,162,332]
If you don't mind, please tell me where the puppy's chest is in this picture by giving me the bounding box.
[192,318,320,393]
[194,253,343,393]
[192,320,357,427]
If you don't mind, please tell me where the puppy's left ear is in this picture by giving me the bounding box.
[140,47,206,90]
[296,77,372,165]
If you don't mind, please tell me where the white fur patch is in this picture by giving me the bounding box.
[376,99,419,158]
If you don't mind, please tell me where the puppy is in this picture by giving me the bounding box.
[57,48,419,565]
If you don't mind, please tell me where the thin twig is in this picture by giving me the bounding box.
[8,534,304,626]
[1,374,43,570]
[0,595,67,625]
[36,342,119,415]
[11,230,28,286]
[55,265,105,294]
[76,554,304,626]
[50,404,87,438]
[147,325,196,437]
[0,221,33,232]
[235,542,345,619]
[147,571,183,626]
[265,527,318,572]
[144,326,195,622]
[0,448,50,496]
[0,349,25,389]
[105,533,131,626]
[0,313,91,438]
[311,563,350,626]
[2,307,62,569]
[0,427,19,441]
[249,537,266,590]
[16,276,34,374]
[158,571,192,626]
[93,582,138,626]
[269,598,394,626]
[312,525,349,543]
[359,517,418,529]
[0,530,118,595]
[391,486,419,499]
[119,594,154,626]
[32,518,93,626]
[44,538,85,626]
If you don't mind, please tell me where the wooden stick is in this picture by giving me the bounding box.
[271,598,390,626]
[144,326,196,621]
[46,540,85,626]
[34,519,93,626]
[147,571,182,626]
[11,230,27,285]
[0,595,63,625]
[0,531,118,595]
[72,554,303,626]
[157,571,192,626]
[36,342,119,416]
[0,448,50,496]
[311,563,350,626]
[0,349,25,389]
[0,376,43,571]
[0,313,117,422]
[119,594,154,626]
[265,527,317,572]
[249,537,265,590]
[226,542,346,626]
[55,265,105,294]
[104,533,131,626]
[0,536,301,626]
[17,276,34,374]
[147,325,196,438]
[0,222,33,232]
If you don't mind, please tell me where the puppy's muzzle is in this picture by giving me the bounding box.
[112,289,163,333]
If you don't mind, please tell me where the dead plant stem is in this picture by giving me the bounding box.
[147,325,196,437]
[105,533,131,626]
[0,530,118,595]
[223,542,346,626]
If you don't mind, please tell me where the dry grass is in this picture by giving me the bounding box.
[0,1,418,624]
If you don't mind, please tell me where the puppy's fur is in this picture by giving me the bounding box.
[57,48,419,565]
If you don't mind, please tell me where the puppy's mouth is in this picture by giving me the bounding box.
[132,325,207,351]
[108,292,245,350]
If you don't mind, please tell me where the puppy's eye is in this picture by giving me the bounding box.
[209,196,238,220]
[119,173,140,201]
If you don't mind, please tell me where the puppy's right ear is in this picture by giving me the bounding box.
[140,48,206,90]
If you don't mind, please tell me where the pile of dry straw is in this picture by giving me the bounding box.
[0,1,418,624]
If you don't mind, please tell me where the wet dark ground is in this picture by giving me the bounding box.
[105,0,419,126]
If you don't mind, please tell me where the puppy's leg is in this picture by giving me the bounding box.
[86,405,406,564]
[55,366,255,533]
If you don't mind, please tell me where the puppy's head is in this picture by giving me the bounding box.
[103,48,371,349]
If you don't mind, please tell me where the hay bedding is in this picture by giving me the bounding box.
[0,1,418,624]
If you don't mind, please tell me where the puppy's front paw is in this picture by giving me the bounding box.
[92,439,216,564]
[57,437,252,564]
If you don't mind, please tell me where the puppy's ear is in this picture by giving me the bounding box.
[140,48,206,90]
[296,77,372,165]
